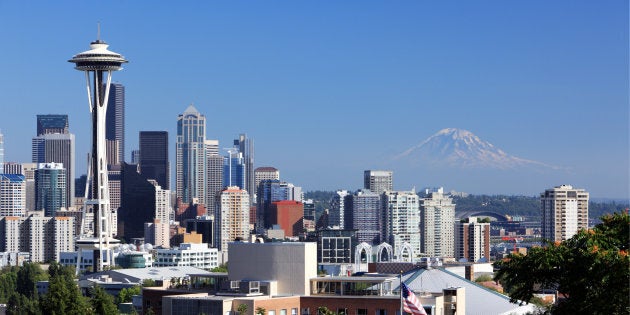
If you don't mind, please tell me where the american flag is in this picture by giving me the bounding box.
[401,282,427,315]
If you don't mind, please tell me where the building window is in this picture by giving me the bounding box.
[357,309,368,315]
[291,308,298,315]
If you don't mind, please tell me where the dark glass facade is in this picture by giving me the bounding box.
[139,131,169,189]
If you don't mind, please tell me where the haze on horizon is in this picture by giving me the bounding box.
[0,2,627,199]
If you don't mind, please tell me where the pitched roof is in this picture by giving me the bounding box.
[398,267,537,315]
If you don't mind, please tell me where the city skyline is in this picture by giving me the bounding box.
[0,2,627,198]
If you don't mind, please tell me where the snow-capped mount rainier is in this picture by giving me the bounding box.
[394,128,560,170]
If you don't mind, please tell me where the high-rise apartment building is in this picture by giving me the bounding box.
[0,215,74,263]
[0,174,26,217]
[139,131,170,189]
[144,219,170,248]
[383,190,420,261]
[35,163,67,217]
[364,170,393,194]
[234,134,254,203]
[216,186,250,259]
[151,179,172,224]
[348,189,382,244]
[176,105,206,205]
[223,149,245,190]
[108,164,122,236]
[420,187,455,258]
[105,82,125,165]
[205,139,223,214]
[329,190,350,229]
[541,185,589,242]
[454,217,490,263]
[32,127,75,208]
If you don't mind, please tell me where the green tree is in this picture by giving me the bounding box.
[16,262,46,299]
[255,306,266,315]
[495,211,630,314]
[0,267,18,303]
[40,262,90,315]
[117,285,141,304]
[90,285,118,315]
[6,291,41,315]
[211,263,228,272]
[142,279,157,287]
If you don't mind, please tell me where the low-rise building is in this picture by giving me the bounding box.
[154,243,219,270]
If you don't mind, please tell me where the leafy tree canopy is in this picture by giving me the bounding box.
[494,211,629,314]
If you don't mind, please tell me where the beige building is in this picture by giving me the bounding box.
[0,215,74,262]
[144,219,170,248]
[228,242,317,296]
[217,186,250,261]
[541,185,589,242]
[254,167,279,192]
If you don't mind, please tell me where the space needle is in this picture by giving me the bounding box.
[69,29,127,272]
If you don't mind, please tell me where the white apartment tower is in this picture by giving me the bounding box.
[330,190,349,229]
[150,180,172,223]
[383,190,420,261]
[0,174,26,217]
[364,170,393,194]
[541,185,589,242]
[420,187,456,258]
[217,186,250,261]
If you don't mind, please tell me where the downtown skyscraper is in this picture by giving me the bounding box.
[234,134,254,203]
[106,82,125,165]
[139,131,169,189]
[176,105,207,205]
[32,115,75,208]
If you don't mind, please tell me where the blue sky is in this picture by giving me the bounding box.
[0,1,628,199]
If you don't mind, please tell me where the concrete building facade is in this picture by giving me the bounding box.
[0,174,26,217]
[541,185,589,242]
[454,217,491,262]
[421,187,456,258]
[363,170,393,194]
[217,187,250,258]
[383,190,420,261]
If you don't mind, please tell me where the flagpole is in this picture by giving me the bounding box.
[400,271,403,315]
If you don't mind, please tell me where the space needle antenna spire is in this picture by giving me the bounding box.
[69,27,128,273]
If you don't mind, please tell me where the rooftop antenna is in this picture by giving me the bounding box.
[97,22,101,41]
